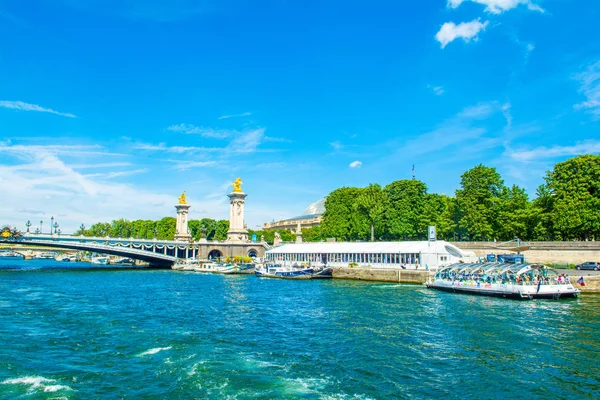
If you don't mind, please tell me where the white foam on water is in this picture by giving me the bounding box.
[371,284,415,289]
[1,376,55,386]
[320,395,376,400]
[283,377,330,395]
[43,385,72,392]
[138,346,172,356]
[187,360,206,376]
[1,376,72,393]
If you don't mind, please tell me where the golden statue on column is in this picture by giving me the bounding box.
[232,178,243,193]
[178,191,187,204]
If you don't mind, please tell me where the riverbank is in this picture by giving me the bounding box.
[332,267,429,284]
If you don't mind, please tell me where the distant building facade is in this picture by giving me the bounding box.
[263,198,325,231]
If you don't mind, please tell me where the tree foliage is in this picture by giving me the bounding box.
[73,155,600,243]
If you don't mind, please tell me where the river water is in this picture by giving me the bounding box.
[1,259,599,399]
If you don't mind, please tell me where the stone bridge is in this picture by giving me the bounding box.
[4,234,269,268]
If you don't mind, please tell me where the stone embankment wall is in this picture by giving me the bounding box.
[333,267,429,284]
[454,241,600,265]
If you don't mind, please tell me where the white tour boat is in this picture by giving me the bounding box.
[427,263,580,300]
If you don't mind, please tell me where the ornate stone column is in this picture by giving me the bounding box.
[174,191,192,242]
[227,178,249,243]
[295,222,303,243]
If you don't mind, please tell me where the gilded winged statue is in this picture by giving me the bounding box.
[232,177,243,193]
[178,191,187,204]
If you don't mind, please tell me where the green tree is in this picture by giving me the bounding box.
[496,185,536,240]
[321,187,366,241]
[542,154,600,240]
[155,217,176,240]
[354,183,387,241]
[214,220,229,241]
[302,226,323,242]
[419,193,456,240]
[456,164,505,240]
[384,180,427,240]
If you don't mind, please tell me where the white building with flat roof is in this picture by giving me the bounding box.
[265,241,477,270]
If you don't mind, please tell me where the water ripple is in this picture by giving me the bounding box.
[1,260,600,398]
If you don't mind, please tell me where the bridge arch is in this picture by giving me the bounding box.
[208,249,223,260]
[247,248,258,258]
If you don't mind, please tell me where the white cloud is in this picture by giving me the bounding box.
[218,112,252,120]
[264,136,292,143]
[402,101,508,155]
[329,141,344,151]
[574,61,600,117]
[167,124,232,139]
[0,143,124,157]
[133,142,221,153]
[84,168,149,179]
[228,128,265,153]
[508,141,600,162]
[349,160,362,168]
[170,161,217,171]
[447,0,544,14]
[0,100,76,118]
[436,20,489,49]
[432,86,445,96]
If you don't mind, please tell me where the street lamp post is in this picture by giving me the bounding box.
[53,222,59,236]
[153,228,158,239]
[50,216,55,234]
[40,220,43,234]
[25,220,31,233]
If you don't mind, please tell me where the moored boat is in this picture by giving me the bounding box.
[90,256,110,265]
[33,252,56,259]
[111,257,135,266]
[427,263,580,300]
[0,251,22,258]
[55,254,78,262]
[254,263,315,279]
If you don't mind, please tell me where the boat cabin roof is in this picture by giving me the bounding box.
[438,262,553,277]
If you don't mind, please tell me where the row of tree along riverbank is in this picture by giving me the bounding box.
[77,154,599,244]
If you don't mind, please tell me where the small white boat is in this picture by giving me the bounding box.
[33,252,55,259]
[255,263,314,279]
[0,251,21,258]
[193,262,227,273]
[427,263,580,300]
[55,255,78,262]
[111,257,134,266]
[91,256,110,265]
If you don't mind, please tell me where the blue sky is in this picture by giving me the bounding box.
[1,0,599,232]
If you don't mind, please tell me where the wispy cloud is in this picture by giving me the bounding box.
[264,136,292,143]
[436,20,489,49]
[402,101,508,155]
[430,86,445,96]
[508,141,600,162]
[329,141,344,151]
[228,128,265,153]
[349,161,362,168]
[68,162,133,169]
[447,0,544,14]
[0,100,76,118]
[218,112,252,120]
[133,142,221,153]
[0,143,123,157]
[84,168,149,179]
[574,60,600,118]
[170,161,217,171]
[167,124,232,139]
